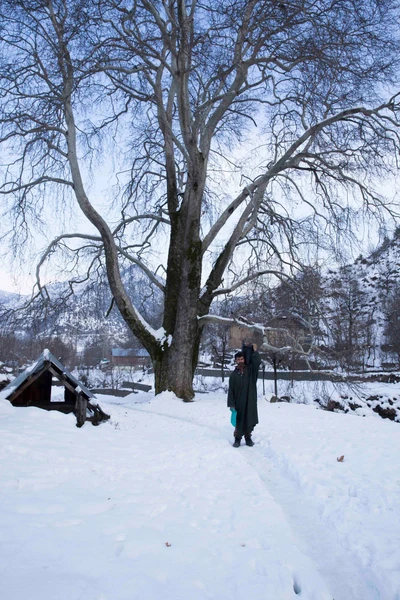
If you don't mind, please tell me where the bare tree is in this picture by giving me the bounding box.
[204,321,231,381]
[326,273,373,370]
[1,0,400,399]
[383,284,400,367]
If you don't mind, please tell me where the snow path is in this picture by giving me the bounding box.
[124,393,400,600]
[244,441,383,600]
[1,391,400,599]
[0,397,333,600]
[254,403,400,600]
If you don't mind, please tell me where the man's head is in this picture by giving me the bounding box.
[234,351,245,366]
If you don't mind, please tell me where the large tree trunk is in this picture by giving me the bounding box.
[152,277,204,400]
[153,329,201,401]
[152,163,205,400]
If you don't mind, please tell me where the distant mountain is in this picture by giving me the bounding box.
[0,265,164,357]
[314,230,400,369]
[0,289,25,306]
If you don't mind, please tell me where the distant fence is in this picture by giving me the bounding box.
[91,370,398,398]
[90,388,132,397]
[194,367,341,381]
[122,381,152,392]
[91,381,152,397]
[194,367,398,382]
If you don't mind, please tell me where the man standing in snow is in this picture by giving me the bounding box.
[227,343,261,447]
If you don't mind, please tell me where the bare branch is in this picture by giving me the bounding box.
[211,270,293,298]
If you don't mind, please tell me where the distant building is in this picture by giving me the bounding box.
[228,325,263,350]
[111,348,151,368]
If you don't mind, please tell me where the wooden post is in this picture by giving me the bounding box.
[273,355,278,397]
[262,362,265,395]
[75,392,87,428]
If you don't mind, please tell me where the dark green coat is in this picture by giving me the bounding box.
[227,352,261,437]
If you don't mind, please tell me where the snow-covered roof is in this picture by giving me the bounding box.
[112,348,150,357]
[1,349,95,400]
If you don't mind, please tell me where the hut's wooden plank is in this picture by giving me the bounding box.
[48,366,80,397]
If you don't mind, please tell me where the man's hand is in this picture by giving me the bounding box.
[252,344,257,351]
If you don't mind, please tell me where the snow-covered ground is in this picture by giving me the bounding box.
[1,383,400,600]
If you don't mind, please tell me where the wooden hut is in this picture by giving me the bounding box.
[1,349,109,427]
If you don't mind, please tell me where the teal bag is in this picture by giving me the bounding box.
[230,408,237,427]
